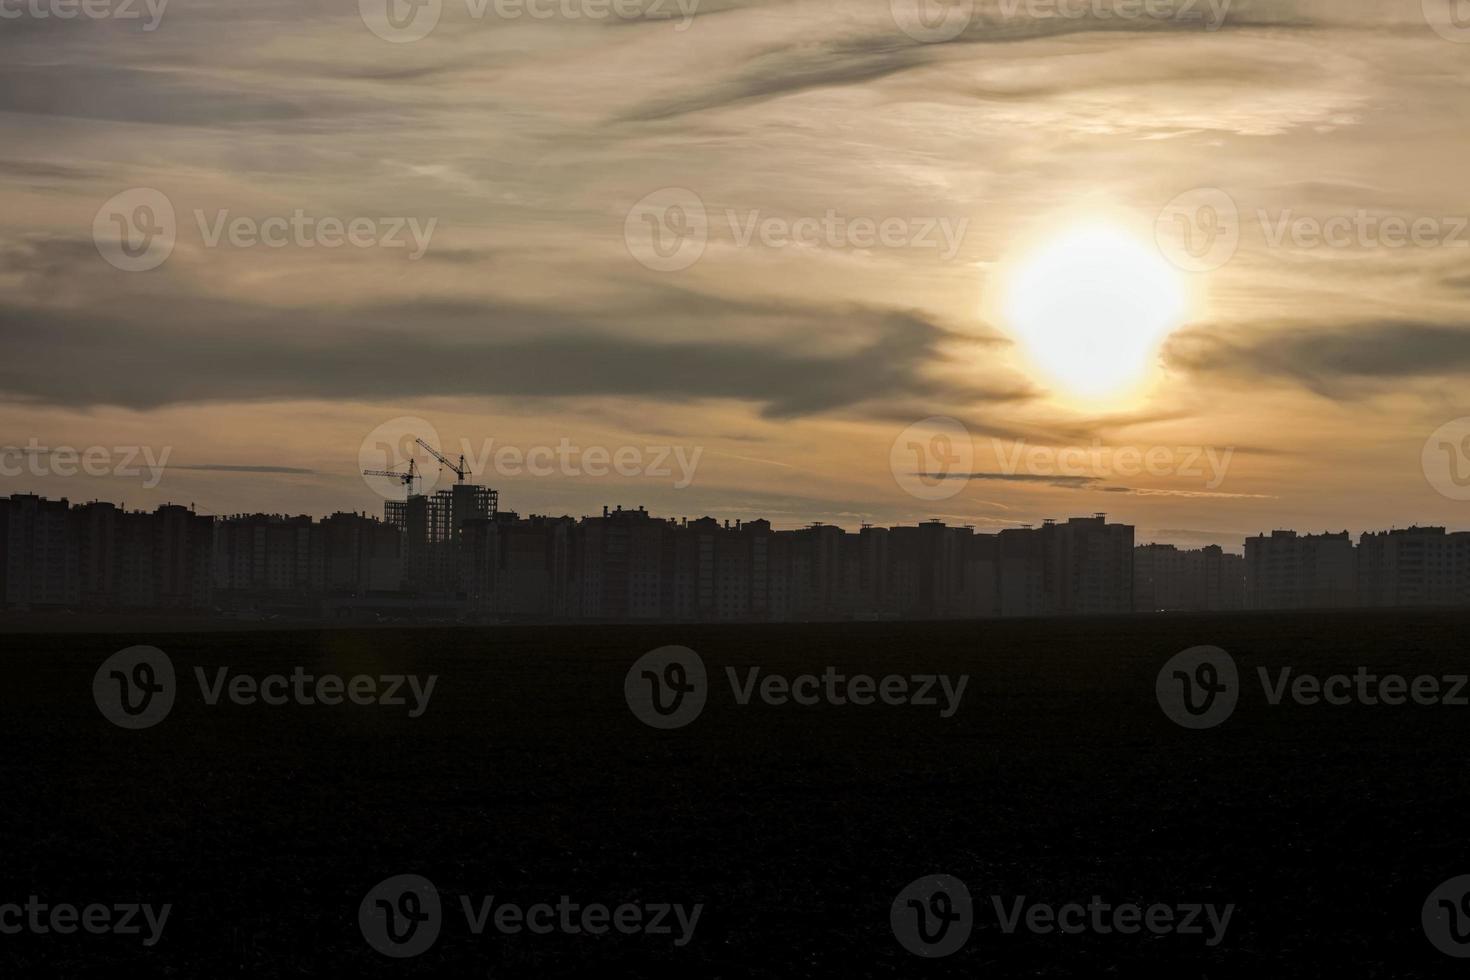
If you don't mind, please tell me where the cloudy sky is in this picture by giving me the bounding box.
[3,0,1469,547]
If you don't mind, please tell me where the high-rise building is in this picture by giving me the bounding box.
[997,525,1046,617]
[782,523,849,620]
[390,484,498,594]
[1,493,76,608]
[1244,530,1356,610]
[212,513,321,598]
[73,500,121,608]
[667,517,769,622]
[0,496,212,611]
[960,532,999,619]
[151,504,213,609]
[1046,515,1134,615]
[573,505,673,620]
[320,511,403,593]
[461,512,574,619]
[1356,526,1470,608]
[1134,543,1244,612]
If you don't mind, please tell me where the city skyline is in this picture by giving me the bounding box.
[11,481,1470,621]
[5,2,1469,974]
[11,451,1470,549]
[5,1,1470,551]
[8,430,1470,548]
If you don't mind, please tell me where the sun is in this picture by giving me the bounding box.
[1003,224,1187,403]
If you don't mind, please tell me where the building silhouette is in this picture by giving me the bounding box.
[1135,543,1244,612]
[461,511,575,619]
[1048,514,1135,615]
[1244,530,1356,610]
[0,490,1147,622]
[209,510,404,613]
[1355,526,1470,608]
[2,495,211,611]
[2,493,74,608]
[14,484,1470,620]
[387,483,498,593]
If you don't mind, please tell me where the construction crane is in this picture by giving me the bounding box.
[415,437,468,483]
[362,458,420,498]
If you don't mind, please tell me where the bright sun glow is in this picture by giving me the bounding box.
[1004,224,1187,403]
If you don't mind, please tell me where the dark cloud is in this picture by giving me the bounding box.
[0,292,1029,418]
[0,159,104,182]
[920,471,1097,487]
[0,66,312,126]
[599,0,755,26]
[618,34,929,122]
[416,247,498,265]
[618,1,1319,122]
[1165,320,1470,396]
[912,473,1269,499]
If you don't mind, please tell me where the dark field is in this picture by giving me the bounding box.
[3,610,1469,976]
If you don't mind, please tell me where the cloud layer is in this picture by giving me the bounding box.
[0,0,1465,542]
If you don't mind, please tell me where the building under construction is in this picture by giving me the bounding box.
[385,483,498,594]
[368,438,499,595]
